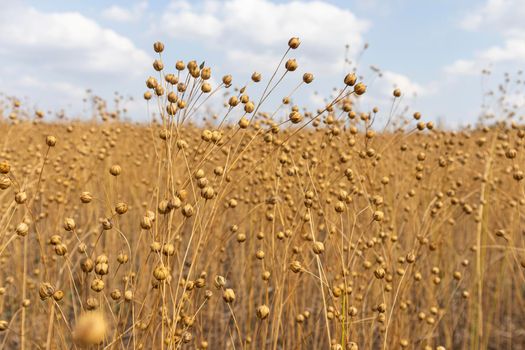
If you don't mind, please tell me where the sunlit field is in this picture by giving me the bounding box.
[0,38,524,350]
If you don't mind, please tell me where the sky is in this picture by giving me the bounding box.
[0,0,524,127]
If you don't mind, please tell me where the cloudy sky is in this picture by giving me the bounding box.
[0,0,524,126]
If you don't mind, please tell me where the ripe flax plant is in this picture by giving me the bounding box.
[471,133,495,350]
[0,40,524,350]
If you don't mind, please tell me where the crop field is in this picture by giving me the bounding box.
[0,39,524,350]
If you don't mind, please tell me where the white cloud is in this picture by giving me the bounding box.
[0,2,152,118]
[460,0,525,33]
[379,70,428,97]
[157,0,370,75]
[0,4,150,75]
[154,0,434,119]
[480,33,525,62]
[102,1,149,23]
[17,76,86,100]
[446,36,525,78]
[443,35,525,76]
[102,6,135,22]
[450,0,525,76]
[444,59,480,76]
[196,0,366,46]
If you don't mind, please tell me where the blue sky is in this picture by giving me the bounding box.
[1,0,524,127]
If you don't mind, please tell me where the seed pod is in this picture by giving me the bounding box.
[348,306,358,317]
[312,241,325,255]
[81,258,94,273]
[0,161,10,174]
[201,83,212,93]
[288,37,300,49]
[262,270,271,281]
[91,279,105,292]
[210,131,222,143]
[115,202,128,215]
[256,305,270,320]
[96,254,108,264]
[232,232,246,244]
[117,253,128,264]
[39,282,55,300]
[53,290,64,301]
[80,191,93,203]
[162,243,175,256]
[222,288,235,303]
[15,191,27,204]
[377,302,387,313]
[176,60,185,70]
[289,261,302,273]
[195,278,206,288]
[505,148,518,159]
[146,210,156,221]
[153,41,164,53]
[0,177,10,190]
[238,117,250,129]
[95,262,109,276]
[373,211,384,221]
[285,59,298,71]
[158,199,172,214]
[153,59,164,71]
[101,218,112,230]
[244,101,255,113]
[406,252,416,263]
[289,111,303,124]
[63,218,76,231]
[153,265,169,281]
[201,67,211,80]
[347,342,358,350]
[182,204,194,217]
[85,297,99,310]
[109,165,122,176]
[46,135,57,147]
[150,241,161,253]
[16,222,29,237]
[214,275,226,289]
[344,73,357,86]
[374,268,386,279]
[110,289,122,300]
[167,103,177,116]
[201,186,215,200]
[54,243,68,256]
[140,216,152,230]
[303,73,314,84]
[222,75,233,86]
[146,76,157,89]
[353,83,366,95]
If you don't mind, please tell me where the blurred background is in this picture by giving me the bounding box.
[0,0,523,127]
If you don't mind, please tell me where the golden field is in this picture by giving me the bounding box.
[0,39,524,349]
